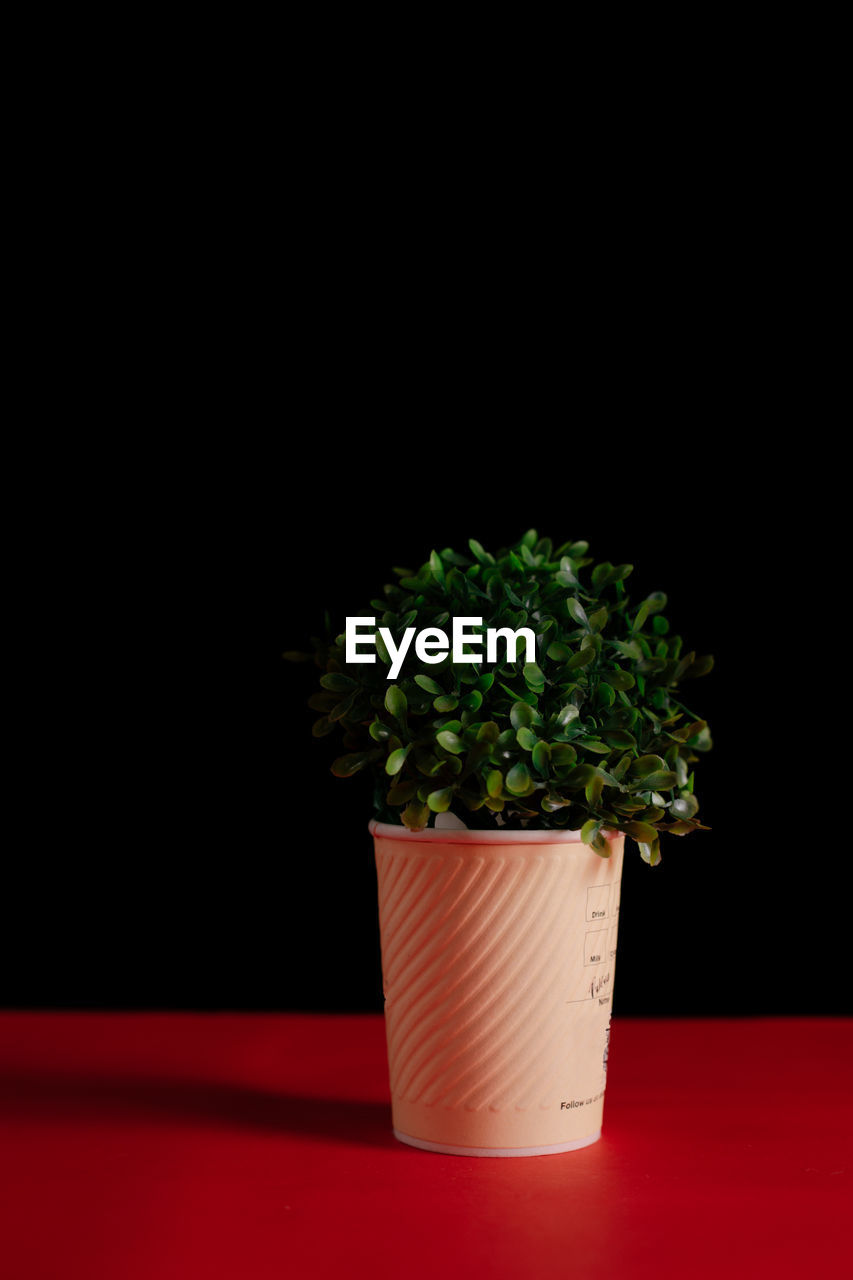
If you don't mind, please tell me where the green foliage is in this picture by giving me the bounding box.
[289,531,713,860]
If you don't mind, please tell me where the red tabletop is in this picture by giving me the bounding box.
[1,1014,850,1279]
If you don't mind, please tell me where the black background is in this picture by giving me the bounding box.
[3,438,846,1018]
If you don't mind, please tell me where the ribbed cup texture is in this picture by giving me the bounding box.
[374,832,624,1151]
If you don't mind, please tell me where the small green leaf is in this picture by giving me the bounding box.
[427,787,454,813]
[516,726,538,751]
[612,638,643,661]
[486,770,503,798]
[682,655,714,679]
[632,601,650,632]
[414,674,444,695]
[430,550,445,582]
[612,753,633,780]
[567,598,589,628]
[532,741,551,776]
[331,753,368,777]
[505,762,531,794]
[638,805,666,823]
[401,800,429,830]
[597,681,615,709]
[557,557,579,586]
[436,730,465,754]
[674,718,707,742]
[567,646,596,670]
[580,818,601,845]
[307,692,337,712]
[601,668,635,691]
[556,703,580,726]
[671,793,700,820]
[563,764,598,788]
[625,820,659,842]
[639,837,662,866]
[385,746,411,775]
[433,694,459,712]
[328,691,357,722]
[612,799,646,815]
[541,794,567,812]
[387,779,419,805]
[637,770,678,791]
[385,685,407,719]
[510,701,535,730]
[539,793,565,814]
[523,662,546,689]
[468,538,493,564]
[630,754,668,778]
[585,772,604,805]
[500,683,534,706]
[320,672,357,692]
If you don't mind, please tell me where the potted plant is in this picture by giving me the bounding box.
[289,530,712,1156]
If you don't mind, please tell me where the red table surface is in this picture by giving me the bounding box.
[0,1014,850,1280]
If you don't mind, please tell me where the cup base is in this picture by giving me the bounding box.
[392,1128,602,1158]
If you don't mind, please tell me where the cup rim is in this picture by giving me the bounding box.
[368,819,621,845]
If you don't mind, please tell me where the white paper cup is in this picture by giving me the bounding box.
[371,821,624,1156]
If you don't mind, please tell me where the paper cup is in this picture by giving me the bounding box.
[371,821,624,1157]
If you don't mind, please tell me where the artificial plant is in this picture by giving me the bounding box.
[288,531,713,863]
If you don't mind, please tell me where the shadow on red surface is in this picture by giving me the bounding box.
[0,1068,394,1146]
